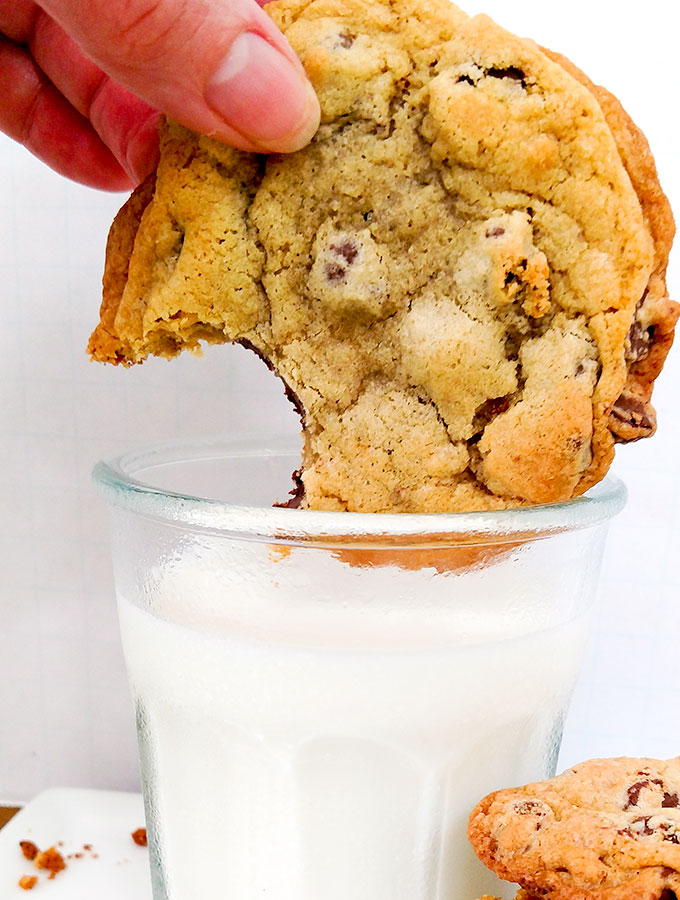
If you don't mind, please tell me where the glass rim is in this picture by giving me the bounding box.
[92,435,627,548]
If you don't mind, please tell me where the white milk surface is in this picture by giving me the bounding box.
[117,542,591,900]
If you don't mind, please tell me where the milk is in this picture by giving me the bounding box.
[117,540,591,900]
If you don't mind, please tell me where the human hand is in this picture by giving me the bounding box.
[0,0,321,191]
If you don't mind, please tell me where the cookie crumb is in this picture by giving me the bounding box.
[34,846,66,879]
[132,827,148,847]
[19,841,39,861]
[18,875,37,891]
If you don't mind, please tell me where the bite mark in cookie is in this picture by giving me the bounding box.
[88,0,678,513]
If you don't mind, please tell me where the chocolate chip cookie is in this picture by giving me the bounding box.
[468,756,680,900]
[88,0,678,513]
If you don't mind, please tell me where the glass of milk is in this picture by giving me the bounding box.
[93,435,625,900]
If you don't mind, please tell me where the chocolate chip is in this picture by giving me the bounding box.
[610,393,655,435]
[321,239,360,284]
[275,468,305,509]
[625,777,673,809]
[330,241,359,265]
[473,396,511,432]
[629,816,656,836]
[624,774,680,810]
[662,791,680,809]
[627,320,653,362]
[657,820,680,843]
[486,226,506,238]
[486,66,527,87]
[336,31,356,49]
[626,780,655,809]
[624,815,680,844]
[625,289,654,362]
[324,262,347,283]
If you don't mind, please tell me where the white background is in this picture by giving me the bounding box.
[1,0,679,803]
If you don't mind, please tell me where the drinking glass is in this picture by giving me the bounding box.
[93,435,626,900]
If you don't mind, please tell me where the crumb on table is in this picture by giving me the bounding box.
[18,875,37,890]
[132,827,147,847]
[19,841,38,861]
[34,846,66,879]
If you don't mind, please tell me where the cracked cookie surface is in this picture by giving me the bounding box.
[88,0,678,513]
[468,756,680,900]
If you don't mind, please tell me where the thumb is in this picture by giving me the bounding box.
[37,0,320,153]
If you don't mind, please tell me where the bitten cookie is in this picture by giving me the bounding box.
[88,0,678,513]
[468,757,680,900]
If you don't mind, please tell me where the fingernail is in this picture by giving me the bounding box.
[206,31,320,152]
